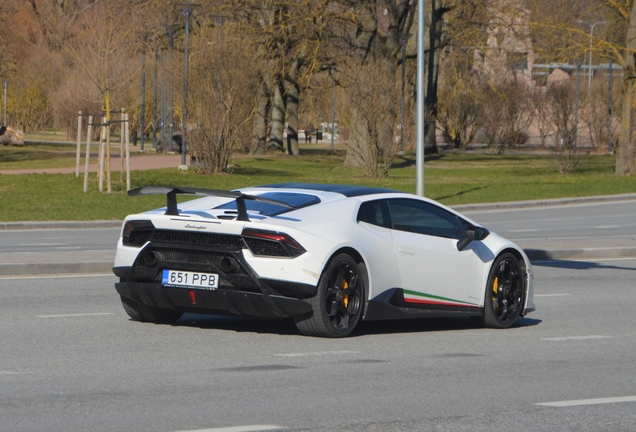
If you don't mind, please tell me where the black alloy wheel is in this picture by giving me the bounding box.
[482,253,525,329]
[294,253,365,338]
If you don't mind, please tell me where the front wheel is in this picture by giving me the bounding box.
[481,253,525,329]
[120,296,183,324]
[294,254,365,338]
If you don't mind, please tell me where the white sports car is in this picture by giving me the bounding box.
[113,183,535,337]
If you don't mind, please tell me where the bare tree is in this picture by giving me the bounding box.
[227,0,347,156]
[188,27,258,174]
[437,56,483,149]
[527,0,636,174]
[547,80,579,173]
[64,0,137,192]
[340,61,401,177]
[481,78,533,153]
[65,0,136,119]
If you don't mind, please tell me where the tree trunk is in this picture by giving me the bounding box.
[617,73,635,175]
[616,1,636,175]
[269,75,285,150]
[344,106,373,168]
[424,1,448,154]
[284,59,302,155]
[250,75,270,155]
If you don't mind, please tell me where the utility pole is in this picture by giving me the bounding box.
[608,58,613,153]
[330,67,336,152]
[153,50,158,150]
[167,24,179,153]
[416,0,425,196]
[574,60,582,153]
[3,81,7,127]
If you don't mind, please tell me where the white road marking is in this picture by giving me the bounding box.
[513,236,591,241]
[37,313,114,318]
[275,350,360,357]
[542,335,614,341]
[536,395,636,407]
[173,426,284,432]
[535,294,572,297]
[15,243,66,246]
[0,371,43,375]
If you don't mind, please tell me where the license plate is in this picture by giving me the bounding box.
[162,269,219,290]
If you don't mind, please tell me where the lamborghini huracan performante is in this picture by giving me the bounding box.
[113,183,535,337]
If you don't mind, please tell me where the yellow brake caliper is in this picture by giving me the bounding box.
[342,280,349,308]
[492,276,499,310]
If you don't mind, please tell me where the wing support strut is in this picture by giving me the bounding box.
[128,186,293,222]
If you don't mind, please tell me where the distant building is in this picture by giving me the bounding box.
[474,0,535,86]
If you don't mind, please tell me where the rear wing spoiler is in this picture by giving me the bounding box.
[128,186,293,222]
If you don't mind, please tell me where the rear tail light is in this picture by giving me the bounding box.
[122,220,155,247]
[242,228,306,258]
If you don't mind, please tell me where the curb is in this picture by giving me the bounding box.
[2,247,636,277]
[451,193,636,212]
[524,247,636,261]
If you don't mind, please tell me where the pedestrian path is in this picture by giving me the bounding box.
[0,152,188,175]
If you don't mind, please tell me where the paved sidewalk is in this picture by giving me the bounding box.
[0,151,188,175]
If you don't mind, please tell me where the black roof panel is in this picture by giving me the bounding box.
[256,183,400,198]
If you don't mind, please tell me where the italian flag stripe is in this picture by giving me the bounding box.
[403,289,479,307]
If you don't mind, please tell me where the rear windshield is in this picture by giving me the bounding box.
[214,192,321,216]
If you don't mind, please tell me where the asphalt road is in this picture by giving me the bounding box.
[0,227,119,255]
[1,258,635,431]
[2,200,636,257]
[463,199,636,245]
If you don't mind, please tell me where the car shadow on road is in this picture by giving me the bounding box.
[532,259,636,271]
[176,313,300,335]
[174,314,541,337]
[356,316,541,337]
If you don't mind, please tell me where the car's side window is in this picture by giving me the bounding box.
[357,200,392,229]
[388,199,463,240]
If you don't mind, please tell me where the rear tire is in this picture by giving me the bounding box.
[294,254,365,338]
[120,296,183,324]
[481,253,525,329]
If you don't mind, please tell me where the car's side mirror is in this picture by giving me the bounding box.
[457,226,490,251]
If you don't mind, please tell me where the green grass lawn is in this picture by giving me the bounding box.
[1,147,635,221]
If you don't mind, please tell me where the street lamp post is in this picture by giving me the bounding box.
[578,20,609,97]
[178,3,200,167]
[330,67,337,152]
[3,80,6,127]
[160,53,166,149]
[416,0,425,196]
[140,48,147,152]
[400,34,407,153]
[574,60,582,153]
[167,24,179,153]
[153,50,158,150]
[608,58,613,153]
[138,32,151,152]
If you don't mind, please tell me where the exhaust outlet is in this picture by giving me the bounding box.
[143,251,162,267]
[220,257,239,273]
